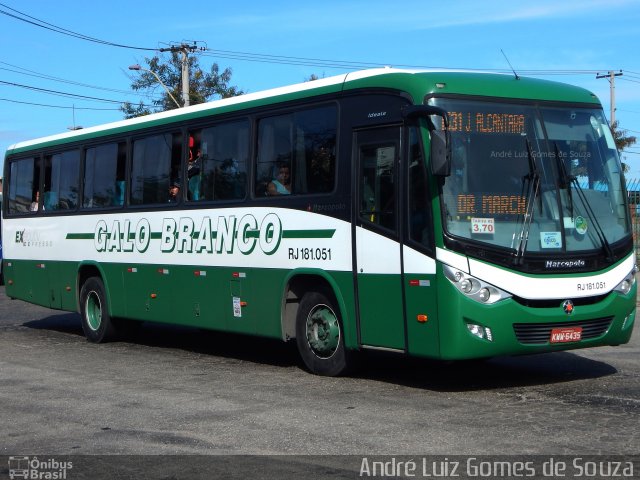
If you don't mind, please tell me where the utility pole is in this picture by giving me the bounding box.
[159,43,199,107]
[181,48,190,107]
[596,70,623,125]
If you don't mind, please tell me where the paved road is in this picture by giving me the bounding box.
[0,285,638,460]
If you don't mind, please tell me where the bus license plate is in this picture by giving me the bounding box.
[550,327,582,343]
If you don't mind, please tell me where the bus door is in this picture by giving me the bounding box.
[354,126,406,350]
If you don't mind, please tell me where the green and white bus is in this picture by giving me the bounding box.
[2,68,636,375]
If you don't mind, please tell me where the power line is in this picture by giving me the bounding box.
[0,98,121,110]
[0,2,156,51]
[0,79,128,104]
[201,49,609,74]
[0,62,158,99]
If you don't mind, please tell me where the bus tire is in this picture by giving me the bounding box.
[80,277,116,343]
[296,290,350,376]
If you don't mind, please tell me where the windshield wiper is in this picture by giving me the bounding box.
[514,138,540,265]
[567,172,614,262]
[554,142,574,218]
[552,142,613,261]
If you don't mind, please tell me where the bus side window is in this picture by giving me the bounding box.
[131,133,182,205]
[256,115,293,196]
[7,157,39,214]
[189,120,249,203]
[43,150,80,211]
[408,126,432,248]
[255,104,337,197]
[83,142,126,208]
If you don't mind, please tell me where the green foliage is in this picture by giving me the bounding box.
[121,52,244,119]
[611,121,637,173]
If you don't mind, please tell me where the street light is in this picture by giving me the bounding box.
[128,64,181,109]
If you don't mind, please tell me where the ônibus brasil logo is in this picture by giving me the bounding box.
[93,213,283,256]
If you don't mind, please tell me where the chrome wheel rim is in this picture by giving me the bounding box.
[305,304,340,359]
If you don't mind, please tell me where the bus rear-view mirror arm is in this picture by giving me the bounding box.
[402,105,451,177]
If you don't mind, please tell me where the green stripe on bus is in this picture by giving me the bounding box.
[283,229,335,239]
[65,233,95,240]
[66,229,335,240]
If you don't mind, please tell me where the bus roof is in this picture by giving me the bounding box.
[5,68,601,156]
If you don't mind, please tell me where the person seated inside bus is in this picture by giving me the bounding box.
[188,153,202,201]
[113,180,125,206]
[30,191,41,212]
[267,163,291,195]
[187,136,202,201]
[168,179,181,203]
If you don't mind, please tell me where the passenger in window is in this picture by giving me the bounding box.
[267,163,291,195]
[168,180,181,203]
[187,149,202,201]
[30,191,40,212]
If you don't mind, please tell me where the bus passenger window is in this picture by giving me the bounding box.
[8,157,39,214]
[190,120,249,202]
[131,133,182,205]
[43,150,80,211]
[255,104,336,197]
[83,142,126,208]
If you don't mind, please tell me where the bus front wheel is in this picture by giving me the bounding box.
[296,291,350,376]
[80,277,116,343]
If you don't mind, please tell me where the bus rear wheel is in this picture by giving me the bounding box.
[80,277,116,343]
[296,291,350,376]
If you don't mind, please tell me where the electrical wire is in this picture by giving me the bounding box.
[0,2,156,51]
[0,98,122,110]
[0,79,129,104]
[0,62,158,99]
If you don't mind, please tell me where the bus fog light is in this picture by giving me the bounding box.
[467,323,484,339]
[484,327,493,341]
[453,271,464,282]
[478,288,491,302]
[622,309,635,330]
[460,278,473,293]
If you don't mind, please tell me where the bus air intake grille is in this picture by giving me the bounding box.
[513,317,613,345]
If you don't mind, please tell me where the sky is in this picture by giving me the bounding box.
[1,0,640,177]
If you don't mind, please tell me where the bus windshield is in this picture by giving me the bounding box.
[433,99,631,257]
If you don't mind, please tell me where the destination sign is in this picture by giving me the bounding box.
[457,194,526,216]
[447,111,526,134]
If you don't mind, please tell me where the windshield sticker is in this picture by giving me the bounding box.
[471,217,495,234]
[574,216,588,235]
[540,231,562,249]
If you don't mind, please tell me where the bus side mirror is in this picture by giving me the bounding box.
[402,105,451,177]
[430,130,450,177]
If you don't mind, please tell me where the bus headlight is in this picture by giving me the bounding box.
[460,278,473,293]
[478,288,491,302]
[443,265,511,304]
[614,266,637,295]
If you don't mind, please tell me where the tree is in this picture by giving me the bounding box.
[611,121,637,173]
[304,73,326,82]
[122,52,244,118]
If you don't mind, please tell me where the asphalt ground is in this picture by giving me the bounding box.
[0,285,638,477]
